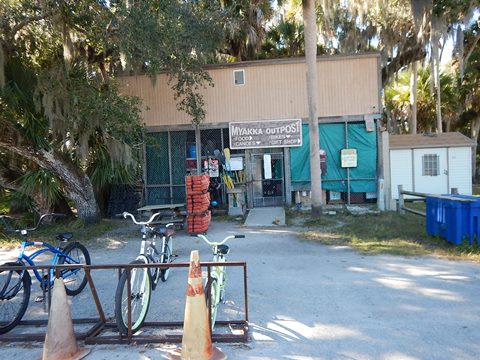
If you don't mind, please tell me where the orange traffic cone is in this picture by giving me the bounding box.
[170,250,226,360]
[39,277,90,360]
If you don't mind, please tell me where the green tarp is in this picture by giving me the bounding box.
[290,122,377,193]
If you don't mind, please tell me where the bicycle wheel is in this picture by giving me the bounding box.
[205,277,219,329]
[0,262,31,334]
[58,242,91,296]
[160,238,172,282]
[115,260,152,335]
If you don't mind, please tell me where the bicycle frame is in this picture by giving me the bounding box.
[0,213,77,286]
[210,249,226,284]
[197,233,244,329]
[16,241,80,285]
[137,225,151,259]
[120,212,175,289]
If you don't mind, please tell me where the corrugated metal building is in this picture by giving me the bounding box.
[119,53,383,209]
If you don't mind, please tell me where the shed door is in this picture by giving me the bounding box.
[413,148,448,194]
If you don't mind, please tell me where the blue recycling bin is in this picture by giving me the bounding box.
[425,197,443,237]
[448,195,480,245]
[426,195,480,245]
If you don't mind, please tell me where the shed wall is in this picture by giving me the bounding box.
[390,149,413,199]
[448,147,472,195]
[390,146,473,200]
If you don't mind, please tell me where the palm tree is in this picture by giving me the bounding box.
[302,0,323,215]
[219,0,274,61]
[385,65,460,134]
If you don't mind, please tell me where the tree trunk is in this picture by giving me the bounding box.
[431,36,442,133]
[195,124,202,175]
[435,57,443,133]
[0,142,100,223]
[302,0,323,216]
[409,61,418,134]
[471,116,480,183]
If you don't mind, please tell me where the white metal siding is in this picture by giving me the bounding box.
[448,147,472,195]
[390,149,413,199]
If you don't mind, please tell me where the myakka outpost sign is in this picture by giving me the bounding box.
[229,119,302,149]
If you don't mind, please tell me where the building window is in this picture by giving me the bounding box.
[233,69,245,86]
[422,154,439,176]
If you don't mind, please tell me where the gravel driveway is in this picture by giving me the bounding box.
[1,219,480,359]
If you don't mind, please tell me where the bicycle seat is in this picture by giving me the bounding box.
[56,232,73,242]
[152,227,175,237]
[217,244,229,255]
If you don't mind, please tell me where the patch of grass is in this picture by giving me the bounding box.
[473,184,480,195]
[299,211,480,261]
[301,231,349,246]
[339,212,426,241]
[350,239,429,256]
[303,214,341,228]
[285,207,342,227]
[403,201,426,213]
[0,218,117,248]
[284,207,300,226]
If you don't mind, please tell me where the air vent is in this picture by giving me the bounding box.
[233,69,245,86]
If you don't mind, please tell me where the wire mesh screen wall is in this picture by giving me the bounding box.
[144,128,245,207]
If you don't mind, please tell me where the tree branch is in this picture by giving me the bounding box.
[464,32,480,69]
[9,13,50,38]
[382,45,427,86]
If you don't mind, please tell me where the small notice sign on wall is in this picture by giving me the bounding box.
[341,149,357,168]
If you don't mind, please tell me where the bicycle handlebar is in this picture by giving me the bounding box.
[196,233,244,246]
[118,211,161,226]
[0,213,66,233]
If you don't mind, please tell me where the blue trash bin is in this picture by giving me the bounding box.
[426,195,480,245]
[440,200,468,245]
[448,194,480,245]
[426,197,443,237]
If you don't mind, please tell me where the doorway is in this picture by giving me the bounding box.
[251,152,285,207]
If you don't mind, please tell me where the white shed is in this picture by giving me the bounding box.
[389,132,475,199]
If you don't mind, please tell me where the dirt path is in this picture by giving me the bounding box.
[1,219,480,359]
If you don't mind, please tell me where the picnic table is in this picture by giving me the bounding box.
[137,203,187,229]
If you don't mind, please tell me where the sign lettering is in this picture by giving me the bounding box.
[229,119,302,149]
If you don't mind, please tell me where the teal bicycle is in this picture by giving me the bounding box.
[0,214,90,334]
[196,233,244,328]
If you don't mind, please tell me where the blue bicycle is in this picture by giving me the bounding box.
[0,213,91,334]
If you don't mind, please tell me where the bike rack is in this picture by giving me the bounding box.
[0,261,249,345]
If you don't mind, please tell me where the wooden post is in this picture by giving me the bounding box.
[451,187,458,194]
[398,185,405,214]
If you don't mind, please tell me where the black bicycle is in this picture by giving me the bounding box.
[114,211,176,335]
